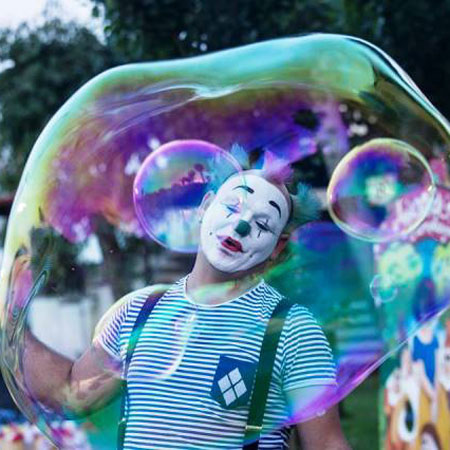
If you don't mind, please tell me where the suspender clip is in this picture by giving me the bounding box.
[245,425,262,433]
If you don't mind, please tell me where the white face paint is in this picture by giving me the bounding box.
[200,173,290,273]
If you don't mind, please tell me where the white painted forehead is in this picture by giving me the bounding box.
[217,173,290,217]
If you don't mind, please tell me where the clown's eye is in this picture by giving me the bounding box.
[223,203,239,213]
[256,221,271,233]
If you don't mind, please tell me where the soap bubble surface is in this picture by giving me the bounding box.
[0,34,450,447]
[133,139,240,252]
[327,138,436,242]
[370,274,398,306]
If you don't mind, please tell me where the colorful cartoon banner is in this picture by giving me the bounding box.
[381,312,450,450]
[378,173,450,450]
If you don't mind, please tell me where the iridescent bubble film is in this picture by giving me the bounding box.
[134,139,240,252]
[327,138,436,242]
[0,34,449,447]
[369,273,398,306]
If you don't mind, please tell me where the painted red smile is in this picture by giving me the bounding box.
[220,236,243,253]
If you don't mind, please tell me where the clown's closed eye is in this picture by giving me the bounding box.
[256,221,272,233]
[222,202,240,215]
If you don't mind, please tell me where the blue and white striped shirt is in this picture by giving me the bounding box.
[98,277,336,449]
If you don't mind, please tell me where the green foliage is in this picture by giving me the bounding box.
[372,0,450,118]
[90,0,450,120]
[340,374,379,450]
[30,225,84,295]
[0,20,117,192]
[90,0,346,61]
[321,0,450,119]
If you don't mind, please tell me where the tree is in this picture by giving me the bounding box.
[89,0,450,118]
[334,0,450,118]
[0,19,118,193]
[0,20,148,298]
[90,0,347,61]
[371,0,450,118]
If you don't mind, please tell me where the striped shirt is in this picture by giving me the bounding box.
[97,277,336,449]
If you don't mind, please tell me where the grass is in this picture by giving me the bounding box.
[289,373,380,449]
[341,374,379,450]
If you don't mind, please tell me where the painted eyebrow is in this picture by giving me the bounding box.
[233,185,254,194]
[232,185,281,218]
[269,200,281,218]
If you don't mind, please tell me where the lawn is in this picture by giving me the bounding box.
[341,374,379,450]
[289,373,380,449]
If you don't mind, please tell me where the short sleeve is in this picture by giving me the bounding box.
[94,293,135,359]
[281,304,337,392]
[93,287,155,359]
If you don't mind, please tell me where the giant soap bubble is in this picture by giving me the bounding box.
[1,34,450,448]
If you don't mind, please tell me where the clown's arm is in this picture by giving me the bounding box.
[20,289,144,415]
[23,330,121,416]
[283,304,351,449]
[295,406,351,450]
[288,386,351,450]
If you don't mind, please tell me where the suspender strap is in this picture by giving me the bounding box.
[117,292,165,450]
[115,290,291,449]
[243,297,292,450]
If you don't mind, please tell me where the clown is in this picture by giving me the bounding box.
[22,169,350,450]
[198,171,291,274]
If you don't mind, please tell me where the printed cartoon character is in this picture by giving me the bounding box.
[396,348,421,447]
[379,242,423,288]
[431,243,450,300]
[435,320,450,449]
[388,345,436,449]
[384,368,403,450]
[420,423,442,450]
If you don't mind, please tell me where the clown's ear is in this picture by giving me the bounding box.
[270,233,290,261]
[198,191,215,220]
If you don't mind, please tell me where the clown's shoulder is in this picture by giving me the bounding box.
[93,283,171,340]
[264,281,316,320]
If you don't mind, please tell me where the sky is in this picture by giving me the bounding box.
[0,0,103,33]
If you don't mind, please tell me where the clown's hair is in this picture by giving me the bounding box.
[286,182,322,232]
[259,155,321,230]
[260,151,294,185]
[228,145,322,231]
[254,168,321,232]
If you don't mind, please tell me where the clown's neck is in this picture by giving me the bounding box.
[187,251,261,306]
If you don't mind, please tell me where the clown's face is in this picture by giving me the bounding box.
[199,173,290,273]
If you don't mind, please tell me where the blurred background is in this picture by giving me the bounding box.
[1,0,450,448]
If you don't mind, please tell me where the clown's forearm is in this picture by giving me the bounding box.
[23,330,121,416]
